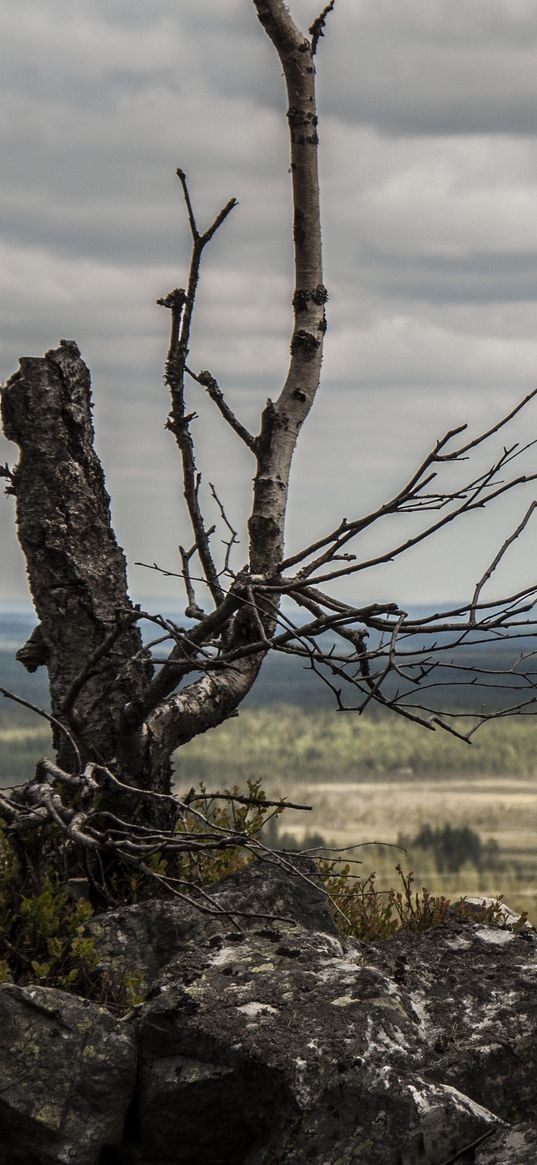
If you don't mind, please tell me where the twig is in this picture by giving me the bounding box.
[470,501,537,623]
[184,790,312,812]
[176,168,237,247]
[309,1,336,56]
[209,481,240,574]
[0,687,81,769]
[187,367,256,451]
[282,463,537,589]
[280,392,537,578]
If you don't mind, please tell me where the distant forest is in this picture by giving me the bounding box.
[0,622,535,716]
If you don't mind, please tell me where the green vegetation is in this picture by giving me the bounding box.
[2,804,515,1002]
[0,831,100,995]
[322,863,452,942]
[322,863,527,942]
[0,779,277,1004]
[2,704,537,789]
[126,778,276,896]
[174,705,537,783]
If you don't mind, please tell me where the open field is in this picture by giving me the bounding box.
[0,709,52,786]
[257,777,537,919]
[175,705,537,919]
[1,703,537,918]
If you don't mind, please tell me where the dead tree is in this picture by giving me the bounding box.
[2,0,537,896]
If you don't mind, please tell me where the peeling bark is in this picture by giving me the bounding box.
[146,653,262,767]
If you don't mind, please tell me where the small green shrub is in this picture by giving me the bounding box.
[321,862,452,942]
[172,778,281,885]
[0,823,160,1008]
[0,831,100,993]
[0,780,279,1006]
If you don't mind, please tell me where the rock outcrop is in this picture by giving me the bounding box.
[0,982,136,1165]
[1,859,536,1164]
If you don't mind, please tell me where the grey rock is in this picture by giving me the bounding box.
[124,903,537,1164]
[475,1123,537,1164]
[0,983,136,1165]
[88,855,337,996]
[2,861,537,1165]
[126,920,512,1165]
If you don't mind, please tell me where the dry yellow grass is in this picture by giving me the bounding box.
[259,774,537,922]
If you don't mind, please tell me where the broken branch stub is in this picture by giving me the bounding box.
[1,341,150,770]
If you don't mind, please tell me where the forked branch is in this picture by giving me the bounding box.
[158,170,237,608]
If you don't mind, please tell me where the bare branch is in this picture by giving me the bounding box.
[470,501,537,622]
[160,170,237,606]
[123,582,249,724]
[179,531,210,620]
[309,1,336,56]
[283,465,537,589]
[5,0,537,916]
[209,481,240,575]
[183,790,311,812]
[281,393,537,579]
[187,367,256,451]
[145,653,262,760]
[159,291,222,606]
[175,167,237,246]
[176,168,237,247]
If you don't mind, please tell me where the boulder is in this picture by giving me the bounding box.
[2,859,537,1164]
[475,1123,537,1164]
[87,854,338,996]
[124,915,537,1165]
[0,983,136,1165]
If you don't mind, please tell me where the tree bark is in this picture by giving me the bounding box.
[1,341,152,776]
[249,0,327,578]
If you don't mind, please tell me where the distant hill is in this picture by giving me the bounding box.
[1,605,536,716]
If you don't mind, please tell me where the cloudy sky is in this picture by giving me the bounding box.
[2,0,537,611]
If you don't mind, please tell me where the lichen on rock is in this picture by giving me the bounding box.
[1,859,537,1164]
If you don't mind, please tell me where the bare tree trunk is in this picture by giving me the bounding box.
[249,0,327,577]
[1,341,155,784]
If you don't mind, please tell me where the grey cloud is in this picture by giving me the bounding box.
[320,47,537,137]
[0,83,287,269]
[3,1,537,606]
[358,246,537,304]
[304,1,537,136]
